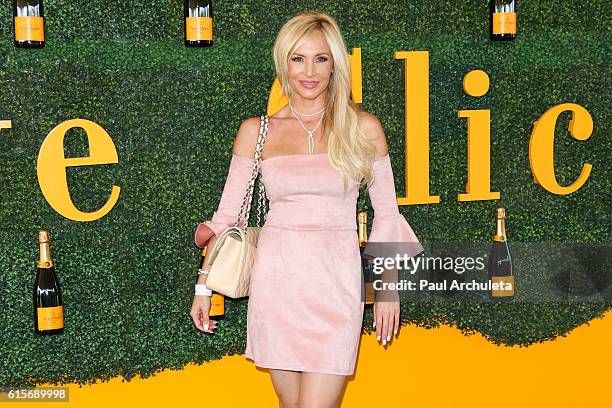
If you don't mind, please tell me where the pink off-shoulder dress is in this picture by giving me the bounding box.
[195,151,423,376]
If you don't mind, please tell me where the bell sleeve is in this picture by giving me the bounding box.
[194,153,256,248]
[363,154,424,261]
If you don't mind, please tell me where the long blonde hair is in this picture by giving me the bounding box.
[272,10,376,193]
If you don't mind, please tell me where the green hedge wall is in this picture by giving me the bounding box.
[0,1,610,387]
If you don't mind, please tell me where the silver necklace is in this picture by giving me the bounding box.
[288,100,326,117]
[289,105,325,154]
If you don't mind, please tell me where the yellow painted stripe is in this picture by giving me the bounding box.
[18,310,612,407]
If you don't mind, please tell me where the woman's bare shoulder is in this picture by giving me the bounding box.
[232,116,262,158]
[357,110,389,158]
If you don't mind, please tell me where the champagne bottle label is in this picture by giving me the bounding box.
[37,305,64,330]
[14,16,45,41]
[210,293,224,316]
[493,12,516,35]
[364,283,375,304]
[363,255,375,304]
[491,276,515,297]
[186,17,213,41]
[36,260,54,268]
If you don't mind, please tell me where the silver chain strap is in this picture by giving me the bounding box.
[257,168,268,226]
[233,115,269,230]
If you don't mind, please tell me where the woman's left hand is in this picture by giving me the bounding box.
[373,300,400,346]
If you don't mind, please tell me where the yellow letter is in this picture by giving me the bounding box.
[395,51,439,205]
[529,103,593,195]
[37,119,121,221]
[458,69,500,201]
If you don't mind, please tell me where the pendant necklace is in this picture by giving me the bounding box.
[289,101,325,154]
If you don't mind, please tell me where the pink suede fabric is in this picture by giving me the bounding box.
[194,152,422,375]
[362,154,425,260]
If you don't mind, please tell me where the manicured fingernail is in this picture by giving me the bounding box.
[377,335,380,341]
[382,339,386,346]
[373,321,376,328]
[394,329,398,335]
[203,323,209,330]
[387,335,391,341]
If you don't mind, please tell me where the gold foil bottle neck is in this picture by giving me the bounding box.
[201,219,211,255]
[358,212,368,246]
[358,211,367,224]
[38,229,50,243]
[492,206,508,242]
[37,229,54,268]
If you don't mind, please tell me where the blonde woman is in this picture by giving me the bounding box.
[191,10,423,408]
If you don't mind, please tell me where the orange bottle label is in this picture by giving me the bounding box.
[14,16,45,42]
[491,276,515,297]
[37,306,64,330]
[210,293,224,316]
[493,12,516,35]
[186,17,213,41]
[365,284,375,304]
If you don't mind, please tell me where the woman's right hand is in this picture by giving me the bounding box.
[190,294,218,333]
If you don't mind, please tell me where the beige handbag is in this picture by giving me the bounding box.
[205,115,270,298]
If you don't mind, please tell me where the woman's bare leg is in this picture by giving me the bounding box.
[269,369,302,408]
[299,372,348,408]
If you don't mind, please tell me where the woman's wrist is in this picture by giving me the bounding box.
[197,268,209,284]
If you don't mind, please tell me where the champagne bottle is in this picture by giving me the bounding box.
[184,0,213,47]
[489,0,517,41]
[200,221,224,319]
[488,206,515,301]
[34,229,64,335]
[358,212,375,305]
[13,0,45,48]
